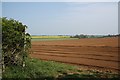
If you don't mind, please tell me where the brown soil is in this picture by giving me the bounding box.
[30,37,119,72]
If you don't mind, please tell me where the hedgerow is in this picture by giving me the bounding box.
[1,17,31,71]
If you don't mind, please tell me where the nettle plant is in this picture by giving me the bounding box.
[2,17,31,68]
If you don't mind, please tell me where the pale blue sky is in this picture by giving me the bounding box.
[0,2,2,17]
[2,2,118,35]
[1,0,120,2]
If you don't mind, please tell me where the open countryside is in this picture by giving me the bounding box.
[2,1,120,79]
[31,36,119,72]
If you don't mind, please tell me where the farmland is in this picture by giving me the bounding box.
[31,37,119,73]
[31,35,78,41]
[31,35,70,38]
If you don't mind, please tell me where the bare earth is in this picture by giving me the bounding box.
[30,37,119,72]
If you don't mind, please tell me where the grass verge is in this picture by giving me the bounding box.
[2,58,120,79]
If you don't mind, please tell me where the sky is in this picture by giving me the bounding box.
[1,0,120,2]
[0,2,1,17]
[2,2,118,35]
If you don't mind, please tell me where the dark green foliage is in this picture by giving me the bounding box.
[1,17,31,67]
[70,34,119,39]
[70,34,88,39]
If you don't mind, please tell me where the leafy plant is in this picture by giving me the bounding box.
[1,17,31,71]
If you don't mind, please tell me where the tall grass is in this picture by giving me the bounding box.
[2,58,77,78]
[2,58,119,79]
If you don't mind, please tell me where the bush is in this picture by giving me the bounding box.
[2,17,31,69]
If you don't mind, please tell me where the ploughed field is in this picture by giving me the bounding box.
[30,37,119,72]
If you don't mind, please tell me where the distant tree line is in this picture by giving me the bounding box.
[102,34,120,38]
[70,34,120,39]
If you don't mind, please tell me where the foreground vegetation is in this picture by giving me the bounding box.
[3,58,77,78]
[3,58,119,79]
[2,17,31,69]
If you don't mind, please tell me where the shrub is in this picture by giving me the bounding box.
[1,17,31,70]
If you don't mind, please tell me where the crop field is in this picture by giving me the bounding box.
[31,38,78,41]
[31,35,78,41]
[31,35,70,39]
[30,37,119,73]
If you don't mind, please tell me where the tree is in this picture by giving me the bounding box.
[79,34,87,38]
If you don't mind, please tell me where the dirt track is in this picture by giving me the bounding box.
[30,37,119,72]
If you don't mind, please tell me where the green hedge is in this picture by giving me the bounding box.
[2,17,31,68]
